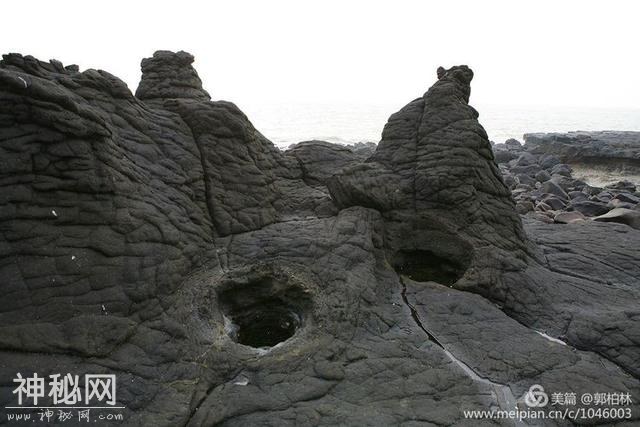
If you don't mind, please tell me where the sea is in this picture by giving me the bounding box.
[242,103,640,149]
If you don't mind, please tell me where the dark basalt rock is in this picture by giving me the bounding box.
[504,138,522,151]
[285,140,363,186]
[497,133,640,229]
[328,65,528,298]
[570,200,611,217]
[553,211,586,224]
[493,148,517,163]
[593,207,640,230]
[524,131,640,179]
[136,50,211,101]
[1,53,639,425]
[524,131,640,163]
[606,179,637,193]
[217,267,312,348]
[535,169,552,182]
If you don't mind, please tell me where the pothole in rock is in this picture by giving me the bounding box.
[218,274,311,349]
[225,300,300,348]
[392,249,469,285]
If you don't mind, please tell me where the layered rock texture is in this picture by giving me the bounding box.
[1,52,639,426]
[327,65,528,300]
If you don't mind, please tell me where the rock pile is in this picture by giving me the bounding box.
[494,138,640,229]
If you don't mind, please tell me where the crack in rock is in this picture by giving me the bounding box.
[399,276,523,426]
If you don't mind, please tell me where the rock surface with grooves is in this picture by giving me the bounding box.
[1,52,639,425]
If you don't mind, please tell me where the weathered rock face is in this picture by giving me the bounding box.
[1,53,639,425]
[284,140,364,186]
[0,52,215,339]
[328,65,529,299]
[136,50,211,101]
[137,51,336,236]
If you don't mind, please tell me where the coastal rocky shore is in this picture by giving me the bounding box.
[492,134,640,229]
[1,51,639,426]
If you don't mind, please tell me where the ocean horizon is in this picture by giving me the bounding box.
[242,102,640,148]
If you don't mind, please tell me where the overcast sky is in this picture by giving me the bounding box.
[3,0,639,110]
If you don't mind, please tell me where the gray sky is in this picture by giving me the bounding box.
[3,0,639,109]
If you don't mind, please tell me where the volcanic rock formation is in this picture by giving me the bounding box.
[1,52,639,425]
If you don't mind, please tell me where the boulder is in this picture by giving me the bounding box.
[551,175,584,191]
[512,187,532,199]
[502,174,517,189]
[613,192,640,204]
[539,154,562,169]
[608,199,636,210]
[494,149,517,163]
[605,180,637,193]
[541,195,566,211]
[515,184,533,192]
[510,164,541,176]
[515,173,537,187]
[583,184,604,195]
[554,211,586,224]
[535,201,553,212]
[529,212,555,223]
[595,191,614,202]
[568,191,588,202]
[513,152,538,167]
[515,200,534,214]
[551,163,573,177]
[535,169,551,182]
[541,180,569,200]
[593,208,640,230]
[505,138,523,151]
[570,200,610,217]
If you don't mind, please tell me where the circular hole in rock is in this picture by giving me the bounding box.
[230,299,300,348]
[392,249,468,285]
[218,275,311,349]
